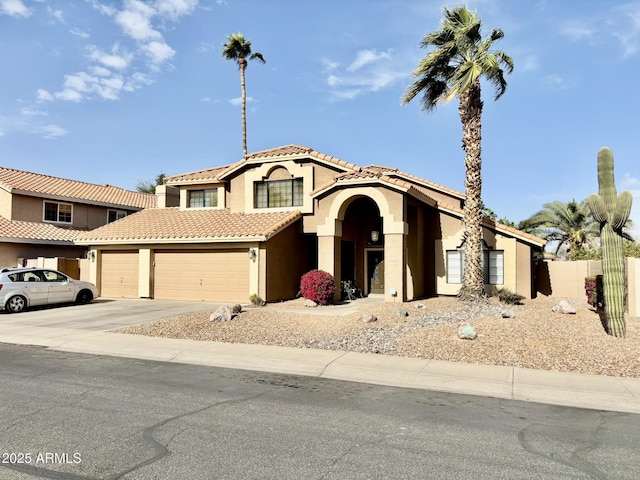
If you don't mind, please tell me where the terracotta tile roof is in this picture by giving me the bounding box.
[0,215,86,244]
[218,144,362,179]
[75,208,302,244]
[164,164,234,185]
[0,167,156,209]
[437,202,546,247]
[362,165,465,200]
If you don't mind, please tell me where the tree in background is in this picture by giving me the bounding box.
[403,6,513,301]
[522,199,634,260]
[136,173,166,194]
[222,33,266,156]
[522,199,599,258]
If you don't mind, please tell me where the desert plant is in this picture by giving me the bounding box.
[587,147,633,337]
[249,293,265,307]
[300,270,336,305]
[584,275,604,309]
[495,287,525,305]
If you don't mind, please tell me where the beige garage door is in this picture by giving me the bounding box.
[100,251,139,298]
[154,250,249,302]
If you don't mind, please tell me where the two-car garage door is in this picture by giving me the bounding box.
[100,250,249,302]
[154,250,249,302]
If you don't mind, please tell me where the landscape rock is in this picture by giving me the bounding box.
[231,304,243,314]
[458,323,477,340]
[361,313,377,323]
[501,308,515,319]
[210,306,233,322]
[415,303,426,309]
[396,309,409,317]
[304,299,318,308]
[552,300,576,314]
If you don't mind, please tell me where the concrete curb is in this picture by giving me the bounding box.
[2,326,638,415]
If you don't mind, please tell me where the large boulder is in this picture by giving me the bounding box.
[210,305,233,322]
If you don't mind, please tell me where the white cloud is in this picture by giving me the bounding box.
[143,40,175,65]
[229,96,252,106]
[87,44,132,70]
[347,49,392,72]
[38,124,69,139]
[541,74,574,91]
[21,107,48,117]
[70,28,90,39]
[36,89,54,102]
[322,47,408,102]
[561,3,640,58]
[115,0,161,41]
[0,0,31,17]
[47,6,64,23]
[156,0,199,20]
[324,50,406,101]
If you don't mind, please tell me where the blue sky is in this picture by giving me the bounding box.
[1,0,639,239]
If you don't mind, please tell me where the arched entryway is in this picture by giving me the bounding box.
[341,196,384,296]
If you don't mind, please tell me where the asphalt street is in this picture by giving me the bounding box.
[1,344,639,480]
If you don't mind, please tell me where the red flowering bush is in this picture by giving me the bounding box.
[300,270,336,305]
[585,275,604,308]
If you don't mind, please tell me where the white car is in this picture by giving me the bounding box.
[0,267,99,313]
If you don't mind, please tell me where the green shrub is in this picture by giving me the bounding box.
[300,269,336,305]
[249,293,265,307]
[495,287,525,305]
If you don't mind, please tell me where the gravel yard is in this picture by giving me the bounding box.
[118,295,640,378]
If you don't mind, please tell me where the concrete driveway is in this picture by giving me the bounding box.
[0,298,222,331]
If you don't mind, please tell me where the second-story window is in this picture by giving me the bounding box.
[108,210,127,223]
[254,178,303,208]
[188,188,218,208]
[44,201,72,223]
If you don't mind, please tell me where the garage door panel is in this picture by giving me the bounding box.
[154,251,249,302]
[101,251,139,298]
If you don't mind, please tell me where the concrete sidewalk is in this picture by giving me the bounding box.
[1,323,638,415]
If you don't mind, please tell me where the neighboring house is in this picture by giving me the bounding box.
[75,145,545,303]
[0,167,156,268]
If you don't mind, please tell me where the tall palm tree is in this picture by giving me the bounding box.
[222,33,265,156]
[402,6,513,301]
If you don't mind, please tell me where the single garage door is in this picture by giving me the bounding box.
[154,250,249,302]
[100,251,139,298]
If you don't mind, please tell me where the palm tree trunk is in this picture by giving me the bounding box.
[458,81,485,300]
[240,57,248,156]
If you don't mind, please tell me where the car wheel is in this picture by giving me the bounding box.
[76,289,93,304]
[6,295,26,313]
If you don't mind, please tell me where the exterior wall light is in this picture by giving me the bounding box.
[370,230,380,243]
[248,248,257,262]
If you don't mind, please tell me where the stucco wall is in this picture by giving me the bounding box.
[0,189,12,218]
[264,220,308,302]
[9,194,135,229]
[0,243,86,268]
[434,210,533,298]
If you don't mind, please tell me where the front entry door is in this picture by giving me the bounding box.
[367,250,384,294]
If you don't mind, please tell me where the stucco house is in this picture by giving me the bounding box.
[75,145,545,303]
[0,167,156,268]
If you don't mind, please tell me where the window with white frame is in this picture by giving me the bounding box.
[107,209,128,223]
[188,188,218,208]
[254,178,303,208]
[446,243,504,285]
[43,201,72,223]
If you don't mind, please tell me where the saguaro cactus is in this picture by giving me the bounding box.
[587,147,633,337]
